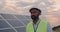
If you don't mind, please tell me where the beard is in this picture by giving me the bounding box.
[31,15,39,21]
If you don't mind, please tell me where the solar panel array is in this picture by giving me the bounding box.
[0,14,31,32]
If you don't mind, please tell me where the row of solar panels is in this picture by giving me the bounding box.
[0,14,31,32]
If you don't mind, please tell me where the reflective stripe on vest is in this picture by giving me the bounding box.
[26,20,47,32]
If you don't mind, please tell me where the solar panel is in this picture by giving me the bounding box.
[15,27,26,32]
[0,14,30,32]
[0,20,11,28]
[15,15,26,20]
[1,14,17,19]
[0,29,16,32]
[0,17,3,19]
[21,19,30,25]
[6,20,24,27]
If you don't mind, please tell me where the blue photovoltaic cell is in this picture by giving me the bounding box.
[0,20,10,28]
[16,27,26,32]
[0,29,15,32]
[1,14,16,19]
[7,20,24,27]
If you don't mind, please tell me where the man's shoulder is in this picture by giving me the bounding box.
[40,19,48,22]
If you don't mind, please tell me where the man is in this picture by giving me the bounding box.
[26,8,53,32]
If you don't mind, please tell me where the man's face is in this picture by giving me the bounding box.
[30,9,41,20]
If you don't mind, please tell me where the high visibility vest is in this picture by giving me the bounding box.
[26,20,47,32]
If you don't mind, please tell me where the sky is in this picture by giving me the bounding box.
[0,0,60,27]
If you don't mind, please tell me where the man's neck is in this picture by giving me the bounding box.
[33,20,38,24]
